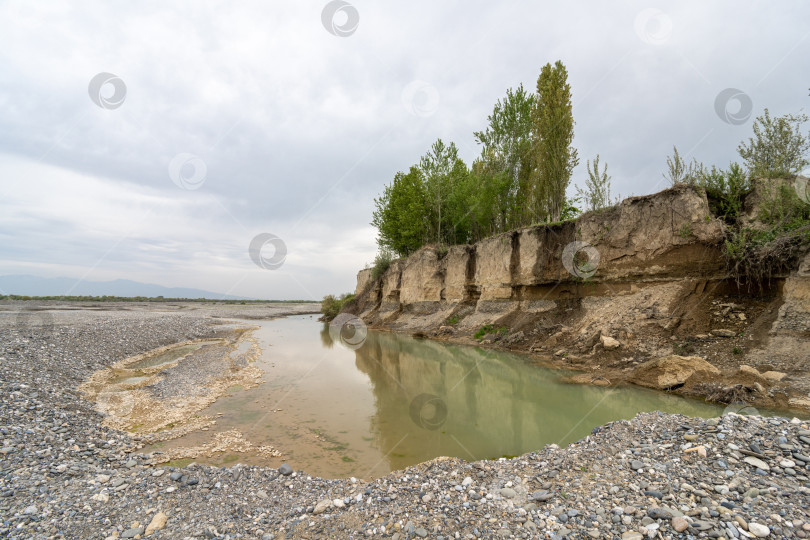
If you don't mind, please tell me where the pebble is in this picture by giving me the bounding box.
[743,456,770,471]
[749,522,771,537]
[672,516,689,532]
[1,306,808,539]
[121,527,144,538]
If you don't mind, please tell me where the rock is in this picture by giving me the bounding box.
[743,456,770,471]
[121,528,144,539]
[647,508,671,519]
[91,490,110,503]
[712,329,736,337]
[739,365,764,378]
[672,516,689,532]
[23,505,37,515]
[145,512,167,535]
[622,532,643,540]
[499,487,516,498]
[629,355,720,389]
[600,335,621,350]
[415,528,428,538]
[749,522,771,537]
[631,460,644,471]
[279,464,293,476]
[313,500,332,515]
[761,371,786,382]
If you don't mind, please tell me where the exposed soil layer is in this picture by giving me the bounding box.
[347,185,810,415]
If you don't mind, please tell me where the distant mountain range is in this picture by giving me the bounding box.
[0,275,252,300]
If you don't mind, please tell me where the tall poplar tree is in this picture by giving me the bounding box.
[531,61,578,222]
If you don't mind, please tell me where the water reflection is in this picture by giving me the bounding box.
[147,317,725,478]
[349,329,723,465]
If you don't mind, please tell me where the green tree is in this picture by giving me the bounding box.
[576,154,615,212]
[737,109,810,178]
[473,84,535,229]
[531,61,579,222]
[371,166,429,256]
[419,139,461,245]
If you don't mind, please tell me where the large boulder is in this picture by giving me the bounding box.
[629,355,720,390]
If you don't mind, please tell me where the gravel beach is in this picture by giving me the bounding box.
[1,303,809,539]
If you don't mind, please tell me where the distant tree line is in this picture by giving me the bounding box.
[0,295,311,303]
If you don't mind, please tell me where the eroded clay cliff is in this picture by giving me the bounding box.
[348,185,810,412]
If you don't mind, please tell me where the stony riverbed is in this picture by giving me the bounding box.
[1,303,809,539]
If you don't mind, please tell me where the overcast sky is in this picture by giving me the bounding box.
[1,1,808,300]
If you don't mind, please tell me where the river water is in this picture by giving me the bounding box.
[145,315,739,478]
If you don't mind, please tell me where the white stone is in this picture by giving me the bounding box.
[749,522,771,537]
[91,490,109,503]
[601,335,621,349]
[313,500,332,515]
[743,456,770,471]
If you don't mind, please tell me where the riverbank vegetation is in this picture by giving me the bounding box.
[661,109,810,286]
[372,61,591,258]
[320,293,355,321]
[370,59,809,289]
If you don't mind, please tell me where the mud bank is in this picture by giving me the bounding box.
[347,185,810,414]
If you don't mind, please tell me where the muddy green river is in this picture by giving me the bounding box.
[151,315,733,478]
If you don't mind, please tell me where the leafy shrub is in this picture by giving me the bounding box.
[724,183,810,285]
[473,324,508,340]
[663,146,704,186]
[320,293,355,321]
[698,162,751,221]
[737,109,810,178]
[474,324,496,340]
[576,155,618,212]
[371,250,394,280]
